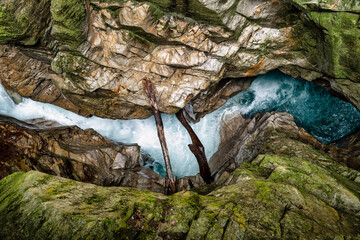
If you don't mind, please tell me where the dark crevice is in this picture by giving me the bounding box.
[279,204,291,237]
[221,218,231,240]
[17,45,53,64]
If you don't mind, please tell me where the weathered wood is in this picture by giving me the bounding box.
[176,109,213,184]
[142,77,177,194]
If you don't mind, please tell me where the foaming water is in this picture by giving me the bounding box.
[225,71,360,143]
[0,84,220,177]
[1,71,359,177]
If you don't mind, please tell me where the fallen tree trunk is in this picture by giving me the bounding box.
[142,77,177,194]
[176,109,213,184]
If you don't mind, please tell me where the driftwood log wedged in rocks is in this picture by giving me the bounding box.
[142,77,176,194]
[0,115,211,192]
[176,109,212,184]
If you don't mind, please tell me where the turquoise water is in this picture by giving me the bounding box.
[1,71,359,177]
[225,71,360,144]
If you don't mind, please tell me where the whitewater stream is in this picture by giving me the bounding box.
[1,71,359,177]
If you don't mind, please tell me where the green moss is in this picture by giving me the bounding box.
[288,0,360,12]
[240,161,273,178]
[254,180,276,202]
[51,51,90,79]
[158,191,201,237]
[126,30,156,48]
[146,2,166,20]
[36,174,54,185]
[313,12,360,81]
[83,194,105,204]
[0,4,26,43]
[293,10,360,82]
[187,0,223,26]
[1,149,360,240]
[141,0,172,10]
[51,0,87,49]
[0,0,51,45]
[290,16,320,65]
[139,0,224,26]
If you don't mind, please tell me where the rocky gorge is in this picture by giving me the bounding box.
[0,0,360,239]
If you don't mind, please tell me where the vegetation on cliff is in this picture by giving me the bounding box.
[1,137,359,239]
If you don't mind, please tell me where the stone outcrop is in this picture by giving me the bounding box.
[0,115,212,193]
[0,46,87,115]
[0,0,359,120]
[1,143,359,239]
[2,110,358,195]
[211,111,360,178]
[0,115,165,192]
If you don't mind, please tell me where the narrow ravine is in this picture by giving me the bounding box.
[1,71,359,178]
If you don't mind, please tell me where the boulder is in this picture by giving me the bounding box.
[0,115,165,192]
[210,111,360,177]
[1,143,359,239]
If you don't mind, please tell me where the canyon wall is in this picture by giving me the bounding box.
[0,0,359,119]
[1,1,360,238]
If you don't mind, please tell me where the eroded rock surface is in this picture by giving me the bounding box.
[1,145,359,239]
[211,111,360,178]
[0,115,165,192]
[0,0,359,119]
[0,46,87,115]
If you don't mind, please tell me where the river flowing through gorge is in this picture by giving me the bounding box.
[1,71,360,178]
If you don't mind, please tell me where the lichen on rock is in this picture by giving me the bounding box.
[0,0,51,45]
[1,141,359,239]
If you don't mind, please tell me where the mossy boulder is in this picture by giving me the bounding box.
[1,144,360,239]
[309,11,360,82]
[50,0,87,50]
[0,0,51,45]
[288,0,360,12]
[287,0,360,108]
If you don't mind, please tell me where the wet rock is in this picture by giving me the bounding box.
[0,46,87,116]
[0,115,209,193]
[0,0,51,45]
[1,0,358,118]
[185,77,253,121]
[1,144,359,239]
[0,115,165,192]
[210,111,360,177]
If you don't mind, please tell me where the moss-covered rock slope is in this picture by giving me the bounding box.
[1,139,360,239]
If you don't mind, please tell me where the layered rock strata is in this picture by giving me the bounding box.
[0,115,165,192]
[211,111,360,179]
[0,0,359,120]
[2,110,359,195]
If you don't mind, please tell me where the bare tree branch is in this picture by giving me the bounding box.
[142,77,177,194]
[176,109,213,184]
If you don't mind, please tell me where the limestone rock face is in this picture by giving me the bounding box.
[0,115,165,192]
[0,0,359,119]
